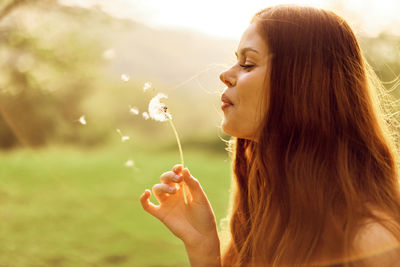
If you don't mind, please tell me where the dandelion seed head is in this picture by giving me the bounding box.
[148,93,172,122]
[143,82,153,92]
[142,112,150,120]
[78,115,86,125]
[129,106,139,115]
[121,74,130,82]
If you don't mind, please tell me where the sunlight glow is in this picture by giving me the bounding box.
[59,0,400,39]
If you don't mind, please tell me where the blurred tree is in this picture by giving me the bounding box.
[0,0,108,148]
[0,0,27,22]
[0,0,398,150]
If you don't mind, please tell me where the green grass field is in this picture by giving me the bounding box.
[0,144,232,266]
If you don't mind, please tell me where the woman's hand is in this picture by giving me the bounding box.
[140,164,220,250]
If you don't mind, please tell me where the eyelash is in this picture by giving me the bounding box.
[239,64,254,70]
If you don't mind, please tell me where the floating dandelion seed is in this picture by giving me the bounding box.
[143,82,152,92]
[116,129,130,142]
[121,74,130,82]
[142,112,150,120]
[147,93,188,204]
[102,49,115,60]
[129,106,139,115]
[125,159,134,167]
[121,136,130,142]
[78,115,86,125]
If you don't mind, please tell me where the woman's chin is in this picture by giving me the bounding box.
[221,120,229,134]
[221,120,235,137]
[221,121,256,140]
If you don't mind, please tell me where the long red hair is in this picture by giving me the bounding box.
[221,5,400,266]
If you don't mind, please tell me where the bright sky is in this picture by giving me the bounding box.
[59,0,400,39]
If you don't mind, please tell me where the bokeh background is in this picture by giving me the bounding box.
[0,0,399,266]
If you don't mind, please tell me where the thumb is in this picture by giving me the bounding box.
[182,168,208,204]
[140,189,160,218]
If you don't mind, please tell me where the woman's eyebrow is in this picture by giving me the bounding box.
[235,47,260,58]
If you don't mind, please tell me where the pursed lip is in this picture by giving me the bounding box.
[221,93,233,105]
[221,93,233,110]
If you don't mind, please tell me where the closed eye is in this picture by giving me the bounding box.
[240,64,254,69]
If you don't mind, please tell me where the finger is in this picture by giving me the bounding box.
[140,189,159,217]
[152,183,177,202]
[181,168,208,204]
[160,171,183,184]
[172,164,183,175]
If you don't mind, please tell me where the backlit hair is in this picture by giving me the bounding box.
[220,5,400,266]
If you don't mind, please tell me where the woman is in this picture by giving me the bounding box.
[140,5,400,266]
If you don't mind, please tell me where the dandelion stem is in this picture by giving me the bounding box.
[168,119,188,205]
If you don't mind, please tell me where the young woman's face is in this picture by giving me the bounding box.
[220,22,270,140]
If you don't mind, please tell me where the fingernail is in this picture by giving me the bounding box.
[168,186,175,193]
[173,175,180,182]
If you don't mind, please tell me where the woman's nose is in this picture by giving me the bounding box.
[220,70,235,87]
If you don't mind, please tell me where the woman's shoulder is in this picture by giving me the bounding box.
[352,216,400,266]
[354,220,399,250]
